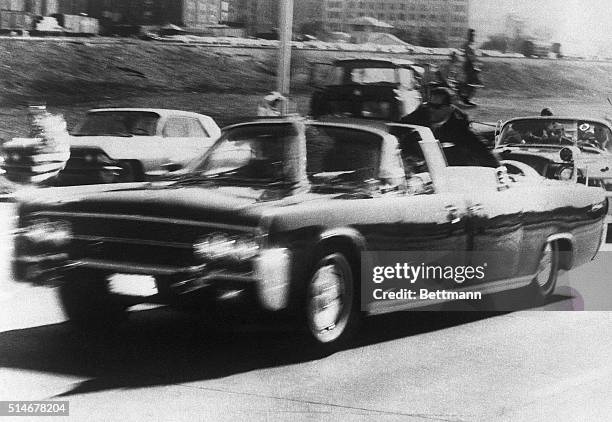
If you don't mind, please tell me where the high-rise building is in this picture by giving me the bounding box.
[504,13,525,40]
[227,0,248,24]
[245,0,277,34]
[227,0,469,46]
[226,0,324,36]
[327,0,470,46]
[84,0,224,28]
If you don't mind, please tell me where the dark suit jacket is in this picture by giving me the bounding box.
[401,105,500,168]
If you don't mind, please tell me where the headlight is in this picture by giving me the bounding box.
[556,166,574,181]
[559,147,574,162]
[194,233,260,263]
[22,220,72,246]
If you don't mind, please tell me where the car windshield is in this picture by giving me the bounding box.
[499,118,612,151]
[72,111,160,136]
[324,99,395,120]
[191,123,382,187]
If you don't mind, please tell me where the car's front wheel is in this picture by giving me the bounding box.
[58,270,127,330]
[305,251,361,352]
[531,242,559,301]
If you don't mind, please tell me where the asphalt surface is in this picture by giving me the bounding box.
[1,204,612,422]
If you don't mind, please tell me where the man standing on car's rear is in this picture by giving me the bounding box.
[401,87,499,168]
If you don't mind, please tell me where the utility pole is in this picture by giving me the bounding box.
[277,0,293,115]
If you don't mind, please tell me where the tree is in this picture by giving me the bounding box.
[416,27,447,48]
[391,28,416,44]
[520,40,534,57]
[480,34,510,52]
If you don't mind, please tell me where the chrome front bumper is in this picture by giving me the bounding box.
[13,247,292,311]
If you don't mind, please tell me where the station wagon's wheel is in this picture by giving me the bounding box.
[305,251,360,352]
[531,242,559,301]
[59,270,127,331]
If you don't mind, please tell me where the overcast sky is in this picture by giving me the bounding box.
[469,0,612,55]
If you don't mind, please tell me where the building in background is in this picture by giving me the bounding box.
[86,0,224,29]
[504,13,525,40]
[1,0,227,31]
[226,0,469,47]
[227,0,327,37]
[226,0,247,25]
[244,0,276,35]
[349,16,393,43]
[3,0,469,44]
[335,0,470,47]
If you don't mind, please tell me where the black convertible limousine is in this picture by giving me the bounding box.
[10,118,607,351]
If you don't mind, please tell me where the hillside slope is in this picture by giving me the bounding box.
[2,40,612,106]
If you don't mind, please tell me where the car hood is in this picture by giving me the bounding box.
[16,182,331,228]
[69,135,162,160]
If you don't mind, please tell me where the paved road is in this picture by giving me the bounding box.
[1,204,612,422]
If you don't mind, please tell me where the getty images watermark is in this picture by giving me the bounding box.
[361,251,490,311]
[360,250,609,312]
[371,261,487,301]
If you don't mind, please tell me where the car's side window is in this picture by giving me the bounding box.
[398,68,416,90]
[188,118,210,138]
[163,118,190,137]
[305,125,382,182]
[602,127,612,152]
[164,117,207,138]
[578,121,612,151]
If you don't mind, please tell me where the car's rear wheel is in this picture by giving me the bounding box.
[531,241,559,301]
[304,251,360,353]
[59,270,127,330]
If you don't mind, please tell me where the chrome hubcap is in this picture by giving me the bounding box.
[535,243,553,288]
[308,263,344,333]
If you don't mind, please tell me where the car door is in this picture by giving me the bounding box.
[466,183,524,284]
[376,125,470,291]
[162,116,215,168]
[360,177,471,315]
[303,123,472,314]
